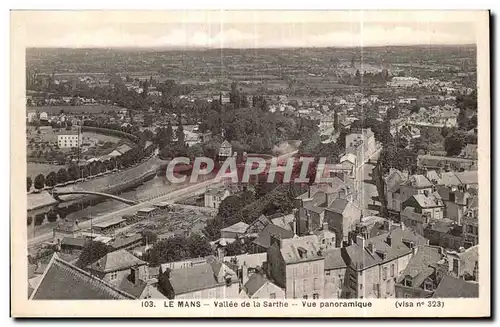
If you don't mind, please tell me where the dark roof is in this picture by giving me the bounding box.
[324,248,347,270]
[252,224,294,249]
[168,263,222,295]
[61,237,87,248]
[326,198,350,214]
[246,215,271,234]
[88,249,146,273]
[30,255,135,300]
[432,275,479,298]
[118,274,148,298]
[397,245,444,288]
[244,273,268,297]
[344,228,428,271]
[110,234,143,250]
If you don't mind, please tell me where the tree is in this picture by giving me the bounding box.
[76,241,109,268]
[444,131,467,156]
[56,168,68,184]
[187,234,212,258]
[225,240,248,256]
[141,229,158,244]
[34,174,45,190]
[176,119,185,145]
[148,236,190,265]
[144,114,153,127]
[187,143,203,158]
[27,177,32,192]
[45,171,57,187]
[47,209,58,222]
[68,163,80,181]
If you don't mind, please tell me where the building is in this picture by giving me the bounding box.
[388,76,421,88]
[323,248,347,298]
[60,237,86,254]
[251,223,295,254]
[92,218,125,235]
[220,221,249,239]
[267,235,325,299]
[136,207,159,219]
[315,222,337,251]
[445,245,479,281]
[109,234,144,251]
[29,254,135,300]
[323,198,362,247]
[345,128,377,166]
[204,186,231,209]
[159,258,239,299]
[424,218,463,251]
[57,133,82,149]
[462,197,479,248]
[53,220,82,243]
[431,275,479,298]
[239,273,286,299]
[86,249,148,285]
[341,227,429,299]
[395,245,447,298]
[402,193,445,220]
[218,140,233,161]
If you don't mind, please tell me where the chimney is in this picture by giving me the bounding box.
[242,261,249,285]
[292,209,299,235]
[386,234,392,246]
[355,234,365,247]
[217,247,225,261]
[130,266,139,285]
[323,222,329,231]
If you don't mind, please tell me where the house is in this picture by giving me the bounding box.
[461,144,478,159]
[446,245,479,281]
[425,170,462,188]
[239,273,286,299]
[323,248,347,298]
[244,215,272,239]
[270,214,295,233]
[454,171,478,190]
[462,197,479,248]
[315,222,337,251]
[400,207,431,236]
[267,235,325,299]
[220,221,250,239]
[117,266,165,299]
[136,207,159,219]
[324,198,362,247]
[395,245,447,298]
[57,133,82,149]
[385,169,409,213]
[29,254,135,300]
[251,223,294,254]
[341,227,429,299]
[92,218,125,235]
[53,220,82,243]
[86,249,148,285]
[109,234,144,251]
[402,193,445,220]
[60,237,86,254]
[432,275,479,298]
[218,140,233,160]
[424,218,463,251]
[204,186,231,209]
[437,187,473,225]
[159,258,239,299]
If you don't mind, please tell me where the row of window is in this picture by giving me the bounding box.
[291,263,321,277]
[294,278,321,292]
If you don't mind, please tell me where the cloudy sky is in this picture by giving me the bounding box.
[18,10,484,48]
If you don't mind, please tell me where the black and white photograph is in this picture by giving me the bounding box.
[10,10,490,317]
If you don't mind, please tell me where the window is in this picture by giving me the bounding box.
[404,278,412,287]
[390,264,395,277]
[360,283,363,290]
[304,266,309,275]
[313,293,319,299]
[110,272,117,280]
[313,278,319,290]
[404,294,411,298]
[313,264,319,274]
[303,295,308,299]
[326,270,331,276]
[383,267,388,280]
[322,239,325,244]
[303,279,308,292]
[452,259,459,274]
[270,293,276,299]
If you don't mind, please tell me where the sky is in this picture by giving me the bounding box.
[17,10,484,48]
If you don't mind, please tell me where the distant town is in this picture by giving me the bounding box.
[26,45,479,300]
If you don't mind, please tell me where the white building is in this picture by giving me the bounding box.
[57,133,82,148]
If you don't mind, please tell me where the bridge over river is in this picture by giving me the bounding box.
[51,189,139,206]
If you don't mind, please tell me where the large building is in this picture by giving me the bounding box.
[267,234,325,299]
[57,133,82,149]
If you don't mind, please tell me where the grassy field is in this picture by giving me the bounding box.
[27,162,66,178]
[30,105,127,114]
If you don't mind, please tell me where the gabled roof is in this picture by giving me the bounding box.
[252,224,294,249]
[243,273,269,297]
[271,214,294,232]
[246,215,272,234]
[280,235,322,264]
[397,245,444,288]
[168,263,222,295]
[324,248,347,270]
[88,249,146,273]
[410,193,444,209]
[455,171,478,185]
[408,175,433,188]
[118,274,148,298]
[110,234,143,250]
[344,228,428,271]
[221,221,249,234]
[220,140,232,148]
[432,275,479,298]
[30,254,135,300]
